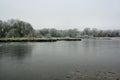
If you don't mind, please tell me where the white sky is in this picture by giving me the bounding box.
[0,0,120,30]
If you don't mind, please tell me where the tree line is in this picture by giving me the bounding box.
[82,28,120,37]
[0,19,120,38]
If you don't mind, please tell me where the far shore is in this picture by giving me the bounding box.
[82,37,120,40]
[0,37,120,42]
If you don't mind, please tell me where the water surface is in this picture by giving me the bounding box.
[0,39,120,80]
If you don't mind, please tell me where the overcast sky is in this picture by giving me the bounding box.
[0,0,120,30]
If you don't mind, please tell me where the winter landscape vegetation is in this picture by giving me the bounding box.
[0,19,120,40]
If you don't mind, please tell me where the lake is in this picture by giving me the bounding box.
[0,39,120,80]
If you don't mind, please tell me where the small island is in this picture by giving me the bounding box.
[0,38,81,42]
[0,19,82,42]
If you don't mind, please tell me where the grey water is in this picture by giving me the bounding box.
[0,39,120,80]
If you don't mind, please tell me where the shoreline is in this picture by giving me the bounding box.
[0,38,82,42]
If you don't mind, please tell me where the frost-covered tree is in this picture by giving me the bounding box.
[0,19,34,38]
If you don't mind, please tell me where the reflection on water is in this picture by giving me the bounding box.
[0,43,33,60]
[0,40,120,80]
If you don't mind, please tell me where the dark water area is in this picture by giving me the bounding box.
[0,39,120,80]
